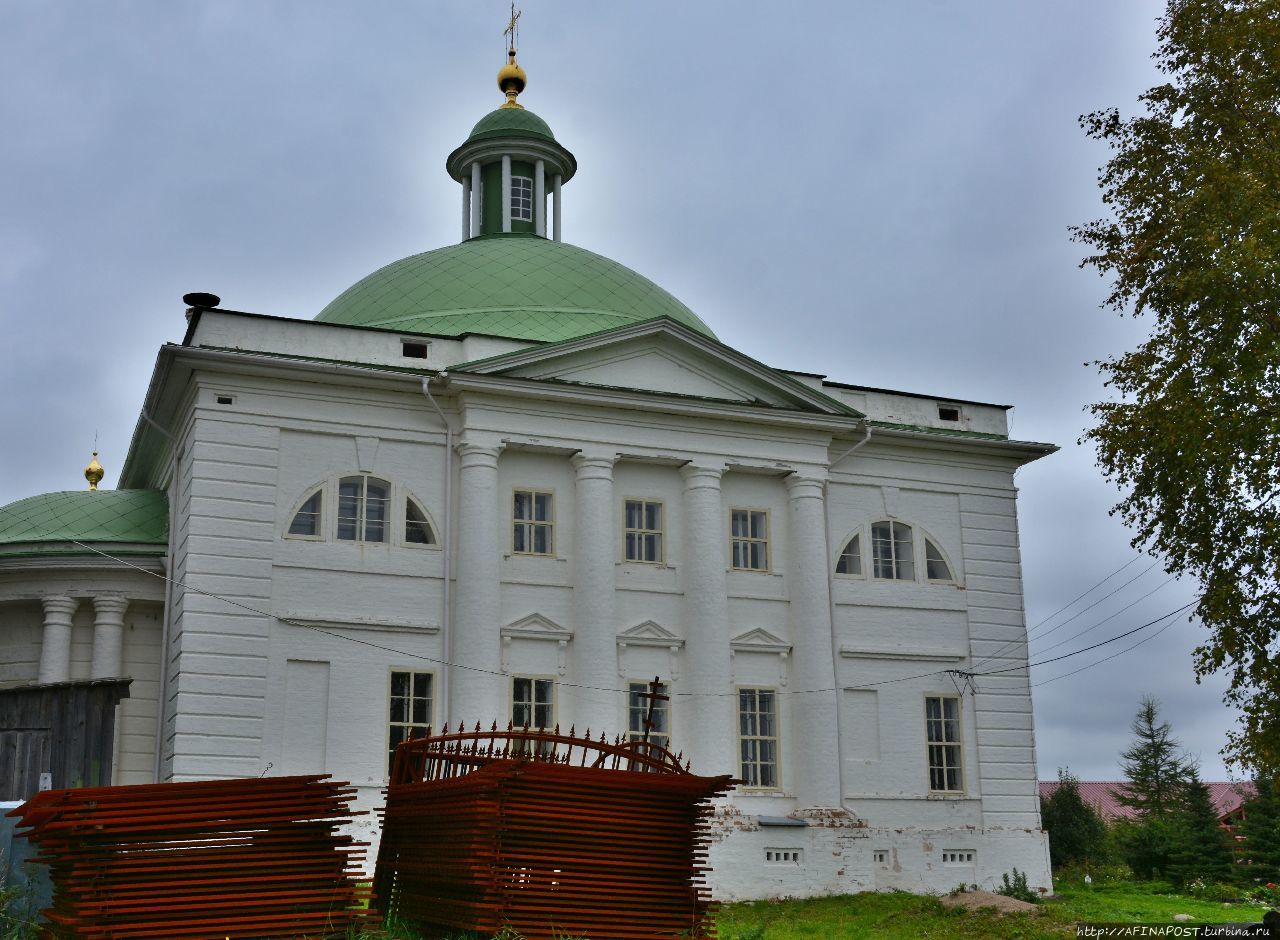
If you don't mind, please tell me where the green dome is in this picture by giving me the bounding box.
[0,490,168,556]
[316,234,717,343]
[466,107,555,143]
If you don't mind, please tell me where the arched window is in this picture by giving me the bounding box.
[871,520,914,580]
[835,533,862,576]
[338,475,390,543]
[405,498,437,545]
[287,490,322,537]
[924,538,954,582]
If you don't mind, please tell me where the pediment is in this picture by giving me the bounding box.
[617,620,684,648]
[457,319,860,417]
[730,628,792,654]
[502,613,572,642]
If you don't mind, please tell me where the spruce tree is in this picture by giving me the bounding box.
[1239,777,1280,883]
[1041,768,1108,870]
[1113,696,1193,878]
[1115,696,1193,820]
[1167,769,1235,887]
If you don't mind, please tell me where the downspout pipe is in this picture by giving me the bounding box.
[141,409,179,783]
[822,419,872,812]
[420,375,453,727]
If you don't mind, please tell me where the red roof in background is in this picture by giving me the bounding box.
[1038,780,1255,821]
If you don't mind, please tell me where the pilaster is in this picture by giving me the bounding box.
[534,159,546,237]
[470,162,482,236]
[570,452,617,735]
[785,472,841,806]
[452,442,505,726]
[501,155,512,233]
[680,463,735,776]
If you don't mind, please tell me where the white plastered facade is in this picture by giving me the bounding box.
[0,308,1055,899]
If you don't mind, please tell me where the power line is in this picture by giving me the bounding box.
[973,600,1199,679]
[973,558,1164,671]
[69,540,947,700]
[1032,613,1184,689]
[1029,574,1178,658]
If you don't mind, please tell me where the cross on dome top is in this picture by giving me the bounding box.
[498,4,526,109]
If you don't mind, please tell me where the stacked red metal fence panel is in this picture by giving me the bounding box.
[7,774,375,939]
[375,724,735,939]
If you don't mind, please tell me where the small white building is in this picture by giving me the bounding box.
[0,53,1055,899]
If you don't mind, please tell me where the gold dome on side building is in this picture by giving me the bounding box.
[85,451,104,491]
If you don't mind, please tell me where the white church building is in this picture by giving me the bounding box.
[0,49,1056,899]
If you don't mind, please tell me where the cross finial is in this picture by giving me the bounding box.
[637,676,670,746]
[504,3,521,55]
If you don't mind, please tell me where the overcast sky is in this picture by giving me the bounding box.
[0,2,1239,779]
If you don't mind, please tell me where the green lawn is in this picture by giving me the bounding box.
[715,882,1273,940]
[340,882,1274,939]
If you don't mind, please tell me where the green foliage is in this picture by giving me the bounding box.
[1113,816,1178,880]
[1238,776,1280,881]
[1167,770,1236,887]
[1041,768,1110,869]
[1072,0,1280,779]
[996,867,1038,904]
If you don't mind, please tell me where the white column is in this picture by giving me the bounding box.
[534,160,546,237]
[451,443,505,727]
[552,174,562,242]
[37,595,77,685]
[90,594,129,680]
[785,473,842,807]
[470,162,483,236]
[501,155,512,233]
[570,452,617,735]
[461,177,472,241]
[679,464,736,776]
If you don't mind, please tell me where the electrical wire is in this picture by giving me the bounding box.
[1032,612,1184,688]
[69,540,947,700]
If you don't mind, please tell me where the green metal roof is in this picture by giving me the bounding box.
[466,107,555,143]
[316,233,717,342]
[0,490,168,555]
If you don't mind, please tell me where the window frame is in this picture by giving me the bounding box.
[510,175,534,222]
[510,674,557,731]
[284,487,326,541]
[511,488,556,556]
[337,474,392,544]
[870,519,915,581]
[737,685,781,791]
[403,496,440,550]
[625,679,671,750]
[834,530,864,578]
[924,537,956,583]
[387,668,435,776]
[622,497,665,565]
[729,507,771,573]
[924,693,965,795]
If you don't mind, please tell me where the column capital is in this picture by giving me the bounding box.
[40,595,78,618]
[785,472,827,500]
[571,451,617,478]
[679,462,725,489]
[92,594,130,617]
[456,442,503,469]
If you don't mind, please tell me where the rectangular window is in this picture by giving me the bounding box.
[513,490,554,555]
[388,670,433,773]
[738,687,778,788]
[730,509,769,571]
[511,175,533,222]
[627,681,670,749]
[623,499,664,563]
[872,520,914,580]
[925,695,963,793]
[512,676,555,730]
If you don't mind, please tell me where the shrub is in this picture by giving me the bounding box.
[1042,767,1110,869]
[996,868,1038,904]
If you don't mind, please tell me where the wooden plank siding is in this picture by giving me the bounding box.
[0,679,131,800]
